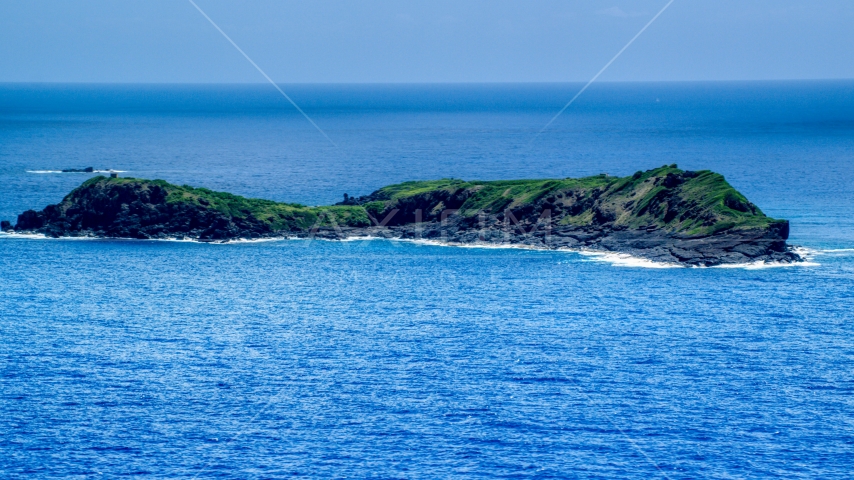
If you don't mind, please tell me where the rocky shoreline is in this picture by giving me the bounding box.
[0,224,799,267]
[291,218,798,266]
[4,166,802,267]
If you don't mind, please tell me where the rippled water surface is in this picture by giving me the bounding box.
[2,83,854,478]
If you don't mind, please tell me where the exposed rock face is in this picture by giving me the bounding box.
[375,216,795,266]
[13,166,802,266]
[14,180,272,240]
[309,213,795,266]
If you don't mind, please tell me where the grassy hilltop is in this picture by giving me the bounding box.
[341,165,783,236]
[70,175,373,231]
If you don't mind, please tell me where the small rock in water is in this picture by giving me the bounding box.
[0,220,12,231]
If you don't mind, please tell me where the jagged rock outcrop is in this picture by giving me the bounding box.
[13,180,272,240]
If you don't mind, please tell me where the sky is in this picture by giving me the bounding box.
[1,0,853,83]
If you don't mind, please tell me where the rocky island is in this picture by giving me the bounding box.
[4,165,800,266]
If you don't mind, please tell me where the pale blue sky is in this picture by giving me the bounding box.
[1,0,853,83]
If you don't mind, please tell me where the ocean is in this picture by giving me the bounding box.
[1,82,853,478]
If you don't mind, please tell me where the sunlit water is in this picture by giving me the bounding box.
[1,82,853,478]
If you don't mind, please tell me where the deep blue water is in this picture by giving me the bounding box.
[1,82,854,478]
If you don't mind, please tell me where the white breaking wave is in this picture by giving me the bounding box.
[807,247,854,256]
[325,236,379,243]
[711,260,820,270]
[577,248,821,270]
[0,233,295,244]
[26,170,128,174]
[316,236,543,250]
[404,238,541,251]
[141,236,294,244]
[0,232,96,240]
[210,237,290,244]
[576,250,681,269]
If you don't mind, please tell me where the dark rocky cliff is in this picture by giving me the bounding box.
[13,180,273,240]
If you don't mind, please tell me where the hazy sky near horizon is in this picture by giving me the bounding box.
[1,0,853,83]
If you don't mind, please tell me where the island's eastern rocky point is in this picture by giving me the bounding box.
[4,165,801,266]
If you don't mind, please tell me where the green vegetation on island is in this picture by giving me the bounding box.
[58,165,781,236]
[71,175,373,231]
[340,165,783,236]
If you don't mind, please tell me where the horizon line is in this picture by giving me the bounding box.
[1,78,852,87]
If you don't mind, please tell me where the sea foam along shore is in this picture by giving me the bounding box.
[26,170,127,174]
[0,230,818,269]
[580,246,820,269]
